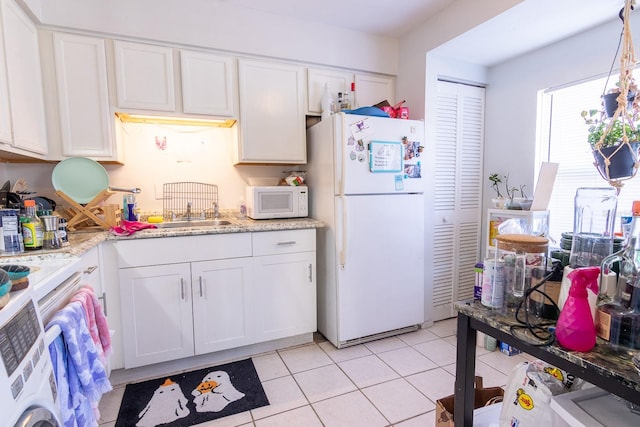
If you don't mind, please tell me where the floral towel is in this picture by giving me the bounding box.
[47,301,112,426]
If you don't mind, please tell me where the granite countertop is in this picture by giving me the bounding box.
[455,299,640,395]
[0,217,324,264]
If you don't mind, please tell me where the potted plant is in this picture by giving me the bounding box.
[581,107,640,181]
[504,175,521,209]
[582,0,640,185]
[488,173,506,208]
[519,185,533,210]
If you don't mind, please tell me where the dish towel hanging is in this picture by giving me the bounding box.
[70,286,112,363]
[47,301,112,427]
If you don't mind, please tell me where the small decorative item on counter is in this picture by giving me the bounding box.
[555,266,600,352]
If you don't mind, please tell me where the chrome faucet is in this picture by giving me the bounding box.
[213,203,220,219]
[185,202,192,220]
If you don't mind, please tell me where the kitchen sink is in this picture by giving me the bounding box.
[154,219,235,228]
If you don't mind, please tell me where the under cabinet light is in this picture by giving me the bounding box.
[115,112,236,128]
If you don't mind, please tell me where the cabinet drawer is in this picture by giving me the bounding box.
[117,233,252,267]
[252,229,315,256]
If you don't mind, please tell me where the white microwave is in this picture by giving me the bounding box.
[246,186,308,219]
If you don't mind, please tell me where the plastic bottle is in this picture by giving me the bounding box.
[555,266,600,352]
[21,199,43,250]
[320,83,335,118]
[350,82,357,109]
[596,200,640,350]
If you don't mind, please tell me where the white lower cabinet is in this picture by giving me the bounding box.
[118,230,316,369]
[120,263,195,367]
[253,252,316,341]
[191,258,253,355]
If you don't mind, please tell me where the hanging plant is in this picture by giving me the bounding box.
[585,0,640,191]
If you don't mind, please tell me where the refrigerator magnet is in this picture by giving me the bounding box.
[395,175,404,191]
[369,140,403,173]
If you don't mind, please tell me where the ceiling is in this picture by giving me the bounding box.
[219,0,629,66]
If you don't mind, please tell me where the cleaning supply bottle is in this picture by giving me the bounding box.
[555,266,600,352]
[21,199,43,250]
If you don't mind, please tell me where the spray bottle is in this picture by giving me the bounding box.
[555,266,600,352]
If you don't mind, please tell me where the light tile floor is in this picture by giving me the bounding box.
[98,318,535,426]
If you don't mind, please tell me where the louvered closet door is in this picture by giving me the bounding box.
[431,80,485,321]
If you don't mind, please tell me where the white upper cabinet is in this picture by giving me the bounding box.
[354,74,395,108]
[180,50,237,117]
[0,0,47,155]
[307,68,352,115]
[236,59,306,164]
[52,33,116,160]
[113,40,175,111]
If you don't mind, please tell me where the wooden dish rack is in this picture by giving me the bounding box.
[56,189,122,231]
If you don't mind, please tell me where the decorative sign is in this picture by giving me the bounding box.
[369,141,403,173]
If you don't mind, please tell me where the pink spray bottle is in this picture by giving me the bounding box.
[555,266,600,352]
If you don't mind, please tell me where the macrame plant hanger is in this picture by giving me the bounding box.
[594,0,640,193]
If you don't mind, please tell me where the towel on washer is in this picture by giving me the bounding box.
[49,333,94,427]
[70,286,112,362]
[47,301,112,426]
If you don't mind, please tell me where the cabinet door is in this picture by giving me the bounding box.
[119,263,194,368]
[354,74,395,109]
[237,59,306,164]
[0,11,10,144]
[307,68,352,115]
[53,33,115,159]
[192,258,253,355]
[113,40,175,111]
[253,251,316,342]
[0,0,47,154]
[181,50,236,117]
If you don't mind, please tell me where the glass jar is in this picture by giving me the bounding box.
[569,187,618,268]
[495,234,549,314]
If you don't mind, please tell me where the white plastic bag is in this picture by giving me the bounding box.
[500,360,588,426]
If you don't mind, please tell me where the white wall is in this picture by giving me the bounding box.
[2,122,289,214]
[32,0,399,75]
[480,12,640,251]
[397,0,522,120]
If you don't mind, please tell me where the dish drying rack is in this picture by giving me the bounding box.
[162,182,219,221]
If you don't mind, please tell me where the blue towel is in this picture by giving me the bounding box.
[47,301,112,426]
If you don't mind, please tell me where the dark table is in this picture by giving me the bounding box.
[454,300,640,427]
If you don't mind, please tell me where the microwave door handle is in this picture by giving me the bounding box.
[339,196,347,269]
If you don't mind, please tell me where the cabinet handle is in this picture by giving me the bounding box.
[180,278,185,300]
[84,265,97,275]
[308,264,312,283]
[199,276,203,297]
[98,292,107,316]
[277,241,296,246]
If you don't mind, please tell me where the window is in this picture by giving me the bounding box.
[543,75,639,246]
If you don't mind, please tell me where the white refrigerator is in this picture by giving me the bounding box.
[307,112,425,348]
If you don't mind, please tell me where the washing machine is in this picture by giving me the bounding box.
[0,287,62,426]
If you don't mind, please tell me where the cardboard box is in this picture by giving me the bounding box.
[436,376,504,426]
[499,341,521,356]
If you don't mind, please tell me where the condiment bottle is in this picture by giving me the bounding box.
[596,200,640,350]
[556,266,600,352]
[21,199,43,250]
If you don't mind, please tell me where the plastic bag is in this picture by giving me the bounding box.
[500,360,588,426]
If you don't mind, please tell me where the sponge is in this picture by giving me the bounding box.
[147,215,164,223]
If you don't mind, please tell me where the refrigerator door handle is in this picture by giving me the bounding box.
[340,195,347,268]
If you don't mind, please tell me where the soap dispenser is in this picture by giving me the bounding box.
[555,266,600,352]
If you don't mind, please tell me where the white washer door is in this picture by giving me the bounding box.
[14,406,59,427]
